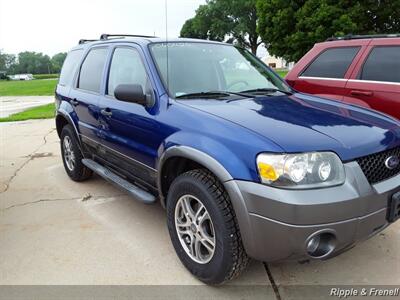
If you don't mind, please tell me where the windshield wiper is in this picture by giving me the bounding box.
[175,91,252,99]
[239,88,293,95]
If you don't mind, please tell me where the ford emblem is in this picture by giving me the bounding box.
[385,156,400,170]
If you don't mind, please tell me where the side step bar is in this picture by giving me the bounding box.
[82,159,156,204]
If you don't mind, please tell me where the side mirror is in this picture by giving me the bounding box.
[114,84,147,105]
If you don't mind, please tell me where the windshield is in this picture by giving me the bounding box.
[149,42,291,98]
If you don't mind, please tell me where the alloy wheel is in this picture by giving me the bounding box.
[174,194,216,264]
[63,135,75,171]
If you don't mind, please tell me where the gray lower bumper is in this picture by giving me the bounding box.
[224,162,400,262]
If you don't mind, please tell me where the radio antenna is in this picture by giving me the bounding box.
[165,0,170,95]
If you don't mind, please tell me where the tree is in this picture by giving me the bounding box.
[225,0,261,54]
[356,0,400,33]
[0,50,17,73]
[15,52,52,74]
[51,52,67,73]
[257,0,400,62]
[180,0,261,54]
[0,50,67,75]
[181,18,205,40]
[181,5,226,41]
[0,51,5,71]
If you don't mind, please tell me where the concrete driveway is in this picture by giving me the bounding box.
[0,119,399,299]
[0,96,54,118]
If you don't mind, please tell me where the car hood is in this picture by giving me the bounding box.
[178,93,400,161]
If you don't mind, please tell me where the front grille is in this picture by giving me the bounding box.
[356,147,400,184]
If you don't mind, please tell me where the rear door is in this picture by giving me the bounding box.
[294,46,363,102]
[345,40,400,120]
[69,46,109,142]
[96,44,160,189]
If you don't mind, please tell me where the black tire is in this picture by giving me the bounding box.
[60,125,92,181]
[166,169,249,284]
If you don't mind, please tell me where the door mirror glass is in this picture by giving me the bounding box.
[114,84,147,105]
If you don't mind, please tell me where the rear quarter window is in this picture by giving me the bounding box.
[59,49,83,86]
[301,47,360,79]
[360,46,400,83]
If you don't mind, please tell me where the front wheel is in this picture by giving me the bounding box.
[166,169,249,284]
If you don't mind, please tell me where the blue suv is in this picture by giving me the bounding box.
[56,34,400,284]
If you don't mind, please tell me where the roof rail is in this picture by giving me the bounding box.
[100,34,158,40]
[78,39,98,45]
[326,34,400,41]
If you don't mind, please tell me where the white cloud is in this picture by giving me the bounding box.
[0,0,204,55]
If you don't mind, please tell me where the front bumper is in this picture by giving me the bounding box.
[224,161,400,262]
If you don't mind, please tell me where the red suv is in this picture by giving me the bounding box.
[285,34,400,120]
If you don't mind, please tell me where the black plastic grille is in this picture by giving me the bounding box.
[356,147,400,184]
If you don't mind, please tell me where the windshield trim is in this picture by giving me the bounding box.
[148,41,293,99]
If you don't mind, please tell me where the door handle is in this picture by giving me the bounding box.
[101,108,113,117]
[350,90,373,96]
[70,99,79,106]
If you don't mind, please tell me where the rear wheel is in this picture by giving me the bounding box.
[166,169,249,284]
[60,125,92,181]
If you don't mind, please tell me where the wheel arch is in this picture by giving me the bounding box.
[157,146,233,208]
[55,110,82,148]
[157,146,255,259]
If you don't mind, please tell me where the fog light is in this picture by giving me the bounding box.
[306,232,336,258]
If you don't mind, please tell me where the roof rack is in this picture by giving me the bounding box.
[100,34,158,40]
[78,39,98,45]
[326,34,400,41]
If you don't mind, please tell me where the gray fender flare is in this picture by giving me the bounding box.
[157,146,254,255]
[157,146,233,192]
[56,110,82,150]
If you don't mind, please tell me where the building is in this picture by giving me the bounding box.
[262,54,294,70]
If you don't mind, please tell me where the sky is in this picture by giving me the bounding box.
[0,0,205,56]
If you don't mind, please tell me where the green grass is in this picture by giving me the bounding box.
[276,70,288,78]
[0,103,55,122]
[33,74,59,80]
[0,79,57,96]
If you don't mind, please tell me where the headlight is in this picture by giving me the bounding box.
[256,152,345,189]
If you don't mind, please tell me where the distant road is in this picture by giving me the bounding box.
[0,96,54,118]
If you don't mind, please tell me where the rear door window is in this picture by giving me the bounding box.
[359,46,400,83]
[78,47,108,93]
[301,47,360,79]
[59,49,83,86]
